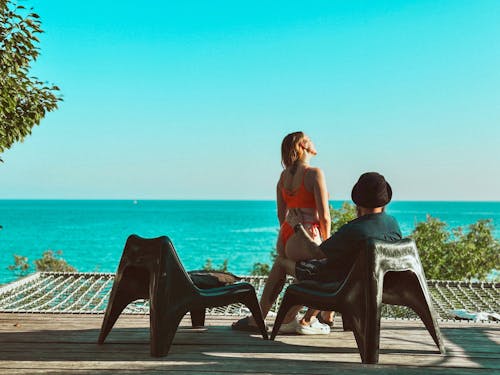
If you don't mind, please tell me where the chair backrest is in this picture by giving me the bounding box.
[331,238,428,308]
[160,236,199,291]
[367,238,424,277]
[121,235,199,300]
[369,239,434,309]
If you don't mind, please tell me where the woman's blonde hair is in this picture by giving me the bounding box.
[281,131,306,170]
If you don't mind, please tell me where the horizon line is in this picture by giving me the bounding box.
[1,198,499,203]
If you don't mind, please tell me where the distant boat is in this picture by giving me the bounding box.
[133,200,138,205]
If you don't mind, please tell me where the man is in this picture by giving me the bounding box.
[278,171,402,285]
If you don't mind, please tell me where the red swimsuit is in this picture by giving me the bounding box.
[280,169,321,246]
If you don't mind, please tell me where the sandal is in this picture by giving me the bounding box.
[317,312,335,328]
[295,317,330,335]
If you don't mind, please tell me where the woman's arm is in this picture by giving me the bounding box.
[312,168,331,240]
[276,172,286,225]
[285,209,325,259]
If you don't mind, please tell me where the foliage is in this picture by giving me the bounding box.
[8,250,76,277]
[250,262,270,276]
[34,250,76,272]
[7,254,30,277]
[0,0,62,155]
[411,216,500,280]
[330,202,357,233]
[251,247,277,276]
[202,258,228,272]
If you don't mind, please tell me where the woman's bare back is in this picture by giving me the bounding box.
[277,165,322,259]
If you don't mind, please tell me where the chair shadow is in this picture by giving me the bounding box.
[0,323,455,362]
[440,325,499,369]
[5,322,496,374]
[0,326,358,359]
[381,321,500,369]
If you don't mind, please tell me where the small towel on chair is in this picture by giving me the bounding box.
[450,309,500,322]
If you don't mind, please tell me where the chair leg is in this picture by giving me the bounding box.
[414,303,446,354]
[342,313,353,331]
[99,262,150,344]
[270,292,297,340]
[98,281,139,344]
[150,310,185,357]
[362,307,382,364]
[409,277,446,354]
[347,311,371,364]
[190,308,206,327]
[387,272,446,354]
[242,291,268,340]
[360,276,383,365]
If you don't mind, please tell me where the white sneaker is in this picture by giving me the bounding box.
[295,317,331,335]
[277,317,301,334]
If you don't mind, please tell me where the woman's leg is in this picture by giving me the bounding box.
[283,233,328,325]
[241,256,287,328]
[272,257,315,325]
[258,259,287,319]
[276,256,334,327]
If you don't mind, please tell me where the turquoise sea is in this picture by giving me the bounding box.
[1,200,499,285]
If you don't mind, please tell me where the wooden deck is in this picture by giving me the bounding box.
[0,313,498,374]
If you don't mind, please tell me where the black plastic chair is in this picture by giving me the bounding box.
[98,235,268,357]
[270,238,446,364]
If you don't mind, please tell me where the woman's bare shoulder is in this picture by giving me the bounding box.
[305,167,325,180]
[303,167,326,192]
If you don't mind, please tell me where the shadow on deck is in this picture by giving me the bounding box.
[0,314,498,374]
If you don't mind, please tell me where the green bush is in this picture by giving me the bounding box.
[330,202,357,233]
[202,258,228,272]
[34,250,76,272]
[250,262,270,276]
[8,250,76,278]
[7,255,30,277]
[411,216,500,280]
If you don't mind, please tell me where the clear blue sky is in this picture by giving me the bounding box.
[1,0,499,200]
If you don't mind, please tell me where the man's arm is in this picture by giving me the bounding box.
[286,209,325,259]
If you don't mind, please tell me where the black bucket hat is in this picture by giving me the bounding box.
[351,172,392,208]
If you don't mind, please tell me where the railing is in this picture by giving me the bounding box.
[0,272,498,321]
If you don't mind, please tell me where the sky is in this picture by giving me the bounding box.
[1,0,499,200]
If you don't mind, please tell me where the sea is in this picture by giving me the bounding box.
[1,200,499,285]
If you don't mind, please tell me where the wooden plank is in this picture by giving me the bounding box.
[0,356,496,374]
[0,313,498,374]
[0,324,497,353]
[0,342,496,360]
[0,341,497,369]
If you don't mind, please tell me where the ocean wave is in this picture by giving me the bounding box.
[231,227,278,233]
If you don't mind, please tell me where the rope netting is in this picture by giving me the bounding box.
[0,272,498,321]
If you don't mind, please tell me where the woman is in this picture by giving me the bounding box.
[277,132,330,259]
[233,131,333,334]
